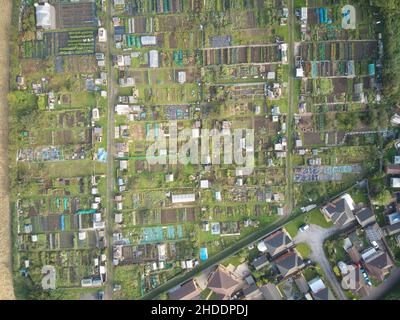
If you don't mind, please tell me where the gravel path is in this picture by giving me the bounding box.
[0,0,15,300]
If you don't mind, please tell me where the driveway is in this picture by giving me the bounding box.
[293,224,348,300]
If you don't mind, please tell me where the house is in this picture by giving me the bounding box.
[384,222,400,236]
[363,250,394,281]
[294,274,309,294]
[321,194,356,227]
[256,229,293,257]
[251,255,268,271]
[354,207,376,227]
[34,2,56,30]
[308,277,335,300]
[341,264,369,296]
[207,265,240,299]
[242,283,262,300]
[260,283,283,300]
[168,279,201,300]
[171,193,195,204]
[274,250,305,278]
[312,287,335,300]
[365,223,383,242]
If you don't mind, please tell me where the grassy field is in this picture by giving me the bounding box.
[18,160,107,178]
[113,265,143,300]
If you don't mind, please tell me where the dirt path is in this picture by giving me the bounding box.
[0,0,15,300]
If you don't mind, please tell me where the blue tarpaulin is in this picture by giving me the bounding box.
[200,247,208,261]
[98,148,107,162]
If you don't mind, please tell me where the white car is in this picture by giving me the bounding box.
[299,224,310,232]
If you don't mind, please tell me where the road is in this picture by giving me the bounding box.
[293,224,348,300]
[105,1,117,300]
[285,0,295,212]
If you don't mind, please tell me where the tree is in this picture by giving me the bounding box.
[373,188,392,206]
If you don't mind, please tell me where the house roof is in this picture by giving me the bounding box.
[364,250,393,270]
[326,197,355,227]
[323,194,356,227]
[346,246,361,264]
[208,266,239,291]
[364,251,394,281]
[260,230,292,256]
[169,280,200,300]
[274,250,304,277]
[242,283,259,297]
[294,275,309,294]
[365,223,383,242]
[312,287,335,300]
[260,283,282,300]
[341,265,365,292]
[355,208,375,225]
[252,255,268,270]
[385,222,400,236]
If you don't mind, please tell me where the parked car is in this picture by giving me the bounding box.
[299,224,310,232]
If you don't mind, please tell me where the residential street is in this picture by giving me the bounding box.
[293,224,348,300]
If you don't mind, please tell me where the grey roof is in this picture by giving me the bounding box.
[385,222,400,236]
[208,267,238,290]
[242,283,259,297]
[329,198,355,227]
[263,230,292,256]
[312,287,335,300]
[252,255,268,270]
[294,275,309,294]
[260,283,282,300]
[169,280,199,300]
[364,251,393,270]
[355,208,375,225]
[365,223,383,242]
[274,251,304,277]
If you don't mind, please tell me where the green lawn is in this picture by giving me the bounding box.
[222,254,244,268]
[296,242,311,259]
[18,160,107,178]
[113,265,143,300]
[284,208,332,238]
